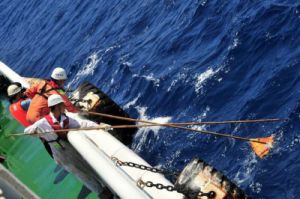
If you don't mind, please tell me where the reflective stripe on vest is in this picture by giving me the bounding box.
[9,100,31,127]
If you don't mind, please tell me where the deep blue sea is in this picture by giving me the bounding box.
[1,0,300,198]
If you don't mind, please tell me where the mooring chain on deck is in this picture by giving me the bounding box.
[111,156,178,177]
[111,157,216,198]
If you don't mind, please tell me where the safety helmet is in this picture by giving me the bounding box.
[7,84,22,97]
[51,67,67,80]
[48,94,65,107]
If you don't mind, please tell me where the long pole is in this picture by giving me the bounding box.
[172,118,284,125]
[85,111,268,144]
[9,123,266,144]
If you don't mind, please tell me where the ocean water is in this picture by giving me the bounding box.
[1,0,300,198]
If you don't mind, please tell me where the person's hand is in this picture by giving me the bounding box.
[99,123,112,131]
[24,126,43,135]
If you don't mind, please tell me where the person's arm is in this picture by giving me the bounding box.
[24,119,44,134]
[61,95,78,113]
[24,118,58,141]
[25,83,40,99]
[68,116,98,129]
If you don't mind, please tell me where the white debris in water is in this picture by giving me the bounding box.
[195,67,221,94]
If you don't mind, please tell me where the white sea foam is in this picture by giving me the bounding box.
[78,52,100,76]
[200,0,207,6]
[233,153,258,184]
[167,72,187,92]
[136,106,172,131]
[195,67,221,94]
[228,37,240,50]
[105,44,121,53]
[124,94,140,109]
[68,44,121,87]
[68,52,100,87]
[133,74,160,87]
[122,62,133,67]
[187,106,210,136]
[132,106,172,151]
[250,182,262,194]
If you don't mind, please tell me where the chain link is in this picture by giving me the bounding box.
[111,156,178,177]
[112,157,216,198]
[138,180,216,198]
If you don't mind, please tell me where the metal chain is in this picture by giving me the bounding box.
[137,180,216,199]
[111,157,179,177]
[111,157,216,198]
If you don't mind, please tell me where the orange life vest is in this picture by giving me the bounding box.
[26,80,77,124]
[9,99,31,127]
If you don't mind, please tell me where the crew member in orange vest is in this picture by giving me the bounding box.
[7,83,31,127]
[25,67,77,124]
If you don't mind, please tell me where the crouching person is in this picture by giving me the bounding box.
[24,94,112,198]
[7,83,31,127]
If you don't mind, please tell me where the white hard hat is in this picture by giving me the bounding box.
[51,67,67,80]
[7,84,22,97]
[48,94,65,107]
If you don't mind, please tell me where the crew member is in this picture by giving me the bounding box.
[26,67,77,124]
[24,94,111,197]
[7,83,31,127]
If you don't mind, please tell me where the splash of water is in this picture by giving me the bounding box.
[132,106,172,151]
[195,67,221,94]
[68,52,101,87]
